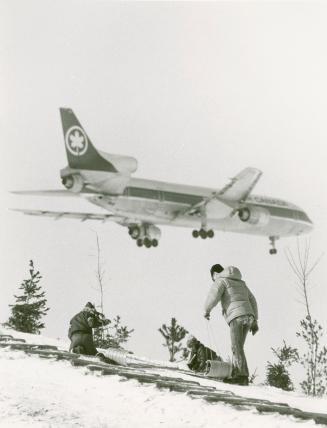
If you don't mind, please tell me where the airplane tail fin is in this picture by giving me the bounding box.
[59,108,117,172]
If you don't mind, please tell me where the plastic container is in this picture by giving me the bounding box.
[205,360,232,379]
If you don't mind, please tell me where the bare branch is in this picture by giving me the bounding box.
[285,249,303,282]
[307,253,324,278]
[296,238,305,278]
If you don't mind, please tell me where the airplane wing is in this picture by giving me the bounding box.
[218,167,262,202]
[11,208,124,223]
[175,167,262,219]
[11,189,97,196]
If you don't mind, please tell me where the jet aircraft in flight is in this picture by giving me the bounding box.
[13,108,313,254]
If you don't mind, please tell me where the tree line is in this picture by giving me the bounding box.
[3,239,327,397]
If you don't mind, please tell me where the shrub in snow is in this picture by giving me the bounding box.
[93,315,134,349]
[265,341,299,391]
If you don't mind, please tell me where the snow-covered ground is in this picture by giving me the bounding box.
[0,328,326,428]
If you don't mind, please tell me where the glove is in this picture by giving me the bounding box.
[204,312,210,320]
[250,320,259,335]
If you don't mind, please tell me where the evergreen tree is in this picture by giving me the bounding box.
[93,315,134,349]
[286,240,326,396]
[159,317,188,362]
[265,341,299,391]
[296,316,327,396]
[266,362,294,391]
[4,260,49,334]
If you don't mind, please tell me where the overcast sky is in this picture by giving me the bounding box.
[1,0,326,381]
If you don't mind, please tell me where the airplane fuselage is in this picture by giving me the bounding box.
[83,173,312,238]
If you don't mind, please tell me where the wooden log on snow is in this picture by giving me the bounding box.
[0,343,14,348]
[255,403,307,417]
[12,343,58,350]
[299,412,327,425]
[9,343,40,350]
[187,389,234,398]
[156,380,204,393]
[88,365,121,375]
[119,371,161,382]
[101,366,131,376]
[132,374,162,384]
[156,377,200,386]
[172,385,218,394]
[33,344,58,350]
[204,394,272,407]
[256,404,327,424]
[0,337,26,343]
[100,368,160,384]
[0,342,59,352]
[71,359,118,369]
[24,349,78,359]
[0,335,13,340]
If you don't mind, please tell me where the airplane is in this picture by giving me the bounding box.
[12,108,313,254]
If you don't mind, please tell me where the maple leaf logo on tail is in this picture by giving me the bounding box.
[60,108,118,172]
[65,126,88,156]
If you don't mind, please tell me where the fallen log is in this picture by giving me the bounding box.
[24,349,78,359]
[0,335,14,340]
[187,389,234,397]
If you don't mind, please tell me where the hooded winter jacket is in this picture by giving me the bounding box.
[68,306,105,339]
[204,266,258,325]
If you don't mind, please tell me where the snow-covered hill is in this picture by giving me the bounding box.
[0,328,326,428]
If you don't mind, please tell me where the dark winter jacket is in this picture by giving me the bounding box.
[204,266,258,325]
[68,306,106,339]
[187,338,221,372]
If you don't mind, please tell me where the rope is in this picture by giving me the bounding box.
[205,321,214,361]
[204,319,221,358]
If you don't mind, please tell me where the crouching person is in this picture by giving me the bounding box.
[186,336,222,373]
[68,302,110,357]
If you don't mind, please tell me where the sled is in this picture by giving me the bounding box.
[205,360,232,379]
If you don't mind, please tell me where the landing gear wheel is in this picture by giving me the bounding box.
[207,229,214,238]
[151,239,158,247]
[136,239,143,247]
[268,236,278,255]
[129,226,140,240]
[144,238,152,248]
[199,229,207,239]
[192,230,199,238]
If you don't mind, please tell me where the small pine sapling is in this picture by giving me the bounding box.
[158,317,188,362]
[4,260,49,334]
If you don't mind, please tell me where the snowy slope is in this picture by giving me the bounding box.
[0,328,326,428]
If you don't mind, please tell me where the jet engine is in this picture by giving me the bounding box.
[238,206,270,226]
[61,174,84,193]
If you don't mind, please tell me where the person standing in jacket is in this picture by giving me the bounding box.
[68,302,110,356]
[204,264,258,385]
